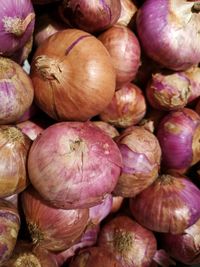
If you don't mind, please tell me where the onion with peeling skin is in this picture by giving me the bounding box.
[130,174,200,234]
[137,0,200,70]
[98,215,157,267]
[92,121,119,139]
[117,0,137,27]
[21,187,89,252]
[113,126,161,197]
[100,83,146,128]
[98,24,141,89]
[156,108,200,174]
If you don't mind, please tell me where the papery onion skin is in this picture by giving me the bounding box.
[21,187,89,252]
[28,121,122,209]
[0,199,20,265]
[92,121,119,139]
[0,0,35,56]
[16,120,46,141]
[113,126,161,197]
[116,0,137,27]
[98,215,157,267]
[58,0,121,33]
[0,125,32,198]
[98,25,141,89]
[4,194,18,209]
[159,218,200,265]
[0,57,34,124]
[69,247,122,267]
[137,0,200,70]
[31,29,116,121]
[156,108,200,174]
[100,83,146,128]
[130,174,200,234]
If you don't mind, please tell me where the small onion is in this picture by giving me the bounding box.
[137,0,200,70]
[0,125,32,198]
[16,120,46,141]
[31,29,116,121]
[0,0,35,56]
[111,196,124,213]
[21,187,89,252]
[0,57,34,124]
[0,199,20,265]
[58,0,121,33]
[98,215,157,267]
[69,247,121,267]
[130,174,200,234]
[113,126,161,197]
[92,121,119,139]
[159,218,200,265]
[156,108,200,174]
[100,83,146,128]
[28,121,122,209]
[117,0,137,27]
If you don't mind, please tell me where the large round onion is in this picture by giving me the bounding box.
[21,187,89,252]
[137,0,200,70]
[0,125,32,198]
[58,0,121,33]
[113,126,161,197]
[98,24,141,89]
[28,121,122,209]
[98,215,157,267]
[31,29,116,121]
[156,108,200,174]
[0,57,34,124]
[130,174,200,234]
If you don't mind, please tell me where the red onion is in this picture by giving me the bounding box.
[117,0,137,27]
[0,57,34,124]
[0,0,35,56]
[69,247,121,267]
[137,0,200,70]
[31,29,116,121]
[151,250,176,267]
[28,121,122,209]
[21,187,89,252]
[111,196,124,213]
[0,125,32,198]
[16,120,46,141]
[98,25,141,89]
[156,108,200,174]
[130,174,200,234]
[100,83,146,128]
[98,215,157,267]
[58,0,121,33]
[92,121,119,139]
[113,126,161,197]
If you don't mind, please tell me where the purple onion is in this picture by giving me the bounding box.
[156,108,200,174]
[92,121,119,139]
[137,0,200,70]
[0,0,35,56]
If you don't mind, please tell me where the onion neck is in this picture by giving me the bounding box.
[28,223,44,246]
[113,231,133,255]
[1,126,24,143]
[14,253,41,267]
[159,174,174,185]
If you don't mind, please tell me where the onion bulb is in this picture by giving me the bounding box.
[92,121,119,139]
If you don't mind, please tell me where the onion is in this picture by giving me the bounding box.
[195,98,200,115]
[58,0,121,33]
[137,0,200,70]
[4,194,18,209]
[0,0,35,56]
[31,29,116,121]
[92,121,119,139]
[21,187,89,252]
[0,57,34,124]
[69,247,121,267]
[151,250,176,267]
[98,24,141,89]
[98,215,157,267]
[16,120,46,141]
[17,102,40,123]
[0,125,32,198]
[99,83,146,128]
[113,126,161,197]
[130,174,200,234]
[111,196,124,213]
[159,218,200,265]
[156,108,200,174]
[28,121,122,209]
[0,199,20,265]
[116,0,137,27]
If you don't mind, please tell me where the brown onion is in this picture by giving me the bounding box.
[0,199,20,265]
[92,121,119,139]
[21,187,89,252]
[0,125,31,198]
[130,174,200,234]
[98,24,141,89]
[28,121,122,209]
[100,83,146,128]
[0,57,34,124]
[31,29,116,121]
[117,0,137,27]
[113,126,161,197]
[98,215,157,267]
